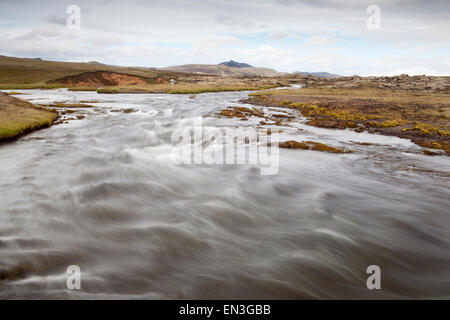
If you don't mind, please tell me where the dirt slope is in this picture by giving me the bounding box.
[48,71,150,87]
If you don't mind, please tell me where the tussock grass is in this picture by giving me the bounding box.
[167,86,276,94]
[81,84,280,94]
[0,93,57,142]
[97,88,119,94]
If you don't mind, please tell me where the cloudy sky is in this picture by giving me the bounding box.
[0,0,449,75]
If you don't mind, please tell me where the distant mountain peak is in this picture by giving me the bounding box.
[219,60,253,68]
[293,71,342,79]
[87,61,105,65]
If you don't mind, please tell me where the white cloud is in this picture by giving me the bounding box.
[194,35,242,51]
[268,32,290,40]
[0,0,449,75]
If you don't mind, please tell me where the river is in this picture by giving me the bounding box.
[0,88,449,299]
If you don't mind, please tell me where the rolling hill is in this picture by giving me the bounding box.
[0,56,186,88]
[162,62,284,77]
[292,71,342,79]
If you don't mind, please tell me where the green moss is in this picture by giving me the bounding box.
[68,87,99,92]
[97,88,119,94]
[168,86,265,94]
[379,119,408,127]
[401,122,450,136]
[0,112,56,141]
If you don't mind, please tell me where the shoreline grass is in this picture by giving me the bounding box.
[92,84,281,94]
[0,84,65,90]
[2,83,283,95]
[245,87,450,155]
[0,93,58,143]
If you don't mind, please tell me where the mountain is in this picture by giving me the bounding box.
[162,63,283,77]
[293,71,342,79]
[219,60,253,68]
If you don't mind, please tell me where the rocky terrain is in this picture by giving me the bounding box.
[297,74,450,92]
[292,71,342,79]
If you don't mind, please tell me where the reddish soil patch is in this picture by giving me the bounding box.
[48,71,149,87]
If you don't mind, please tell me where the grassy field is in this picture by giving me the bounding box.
[0,92,57,142]
[0,56,287,93]
[0,56,183,88]
[92,84,280,94]
[245,87,450,154]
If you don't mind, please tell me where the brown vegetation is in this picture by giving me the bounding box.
[0,55,183,88]
[0,55,287,93]
[279,140,351,153]
[0,92,57,142]
[244,87,450,155]
[219,105,296,127]
[290,73,450,93]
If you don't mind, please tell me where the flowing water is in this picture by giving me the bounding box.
[0,89,449,299]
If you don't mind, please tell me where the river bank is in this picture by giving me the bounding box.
[242,87,450,155]
[0,92,57,143]
[1,89,449,299]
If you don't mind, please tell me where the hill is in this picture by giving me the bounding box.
[0,56,185,88]
[293,71,342,79]
[0,55,288,93]
[161,64,283,77]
